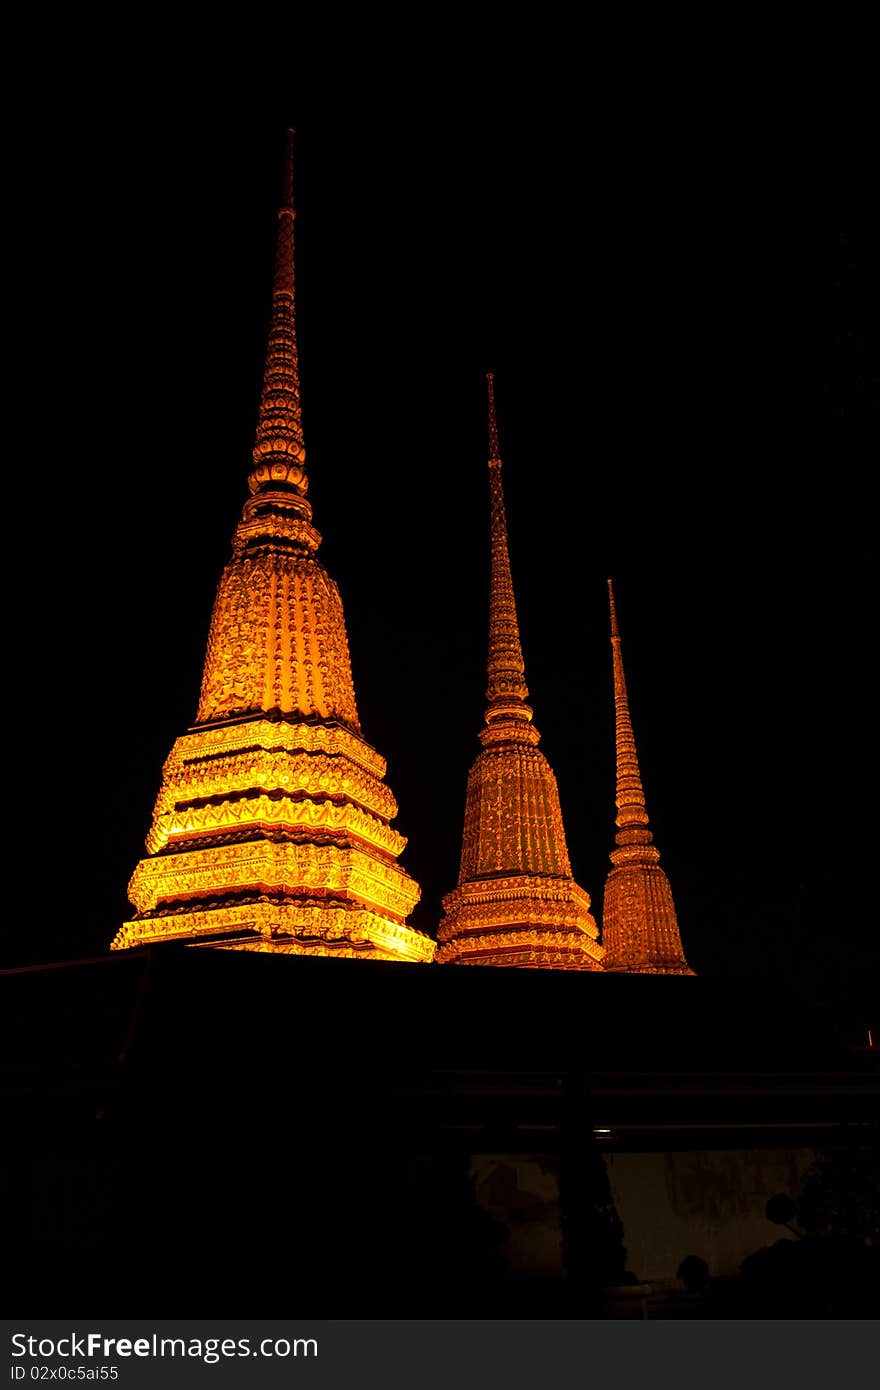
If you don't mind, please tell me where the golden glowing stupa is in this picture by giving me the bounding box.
[601,581,693,974]
[112,132,433,963]
[437,376,604,969]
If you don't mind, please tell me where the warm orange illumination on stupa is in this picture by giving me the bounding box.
[112,132,433,963]
[601,581,693,974]
[437,376,604,969]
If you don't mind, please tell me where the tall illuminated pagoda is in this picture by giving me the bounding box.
[601,581,693,974]
[112,132,433,963]
[437,376,604,969]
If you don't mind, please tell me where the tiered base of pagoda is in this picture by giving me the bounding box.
[114,895,433,962]
[113,713,434,964]
[437,874,605,970]
[601,863,694,975]
[113,833,433,962]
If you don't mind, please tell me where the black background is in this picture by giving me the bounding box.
[11,106,877,1006]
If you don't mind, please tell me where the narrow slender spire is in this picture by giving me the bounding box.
[280,124,295,210]
[608,578,620,639]
[249,127,307,497]
[487,368,501,460]
[608,579,653,850]
[602,581,693,974]
[485,373,532,727]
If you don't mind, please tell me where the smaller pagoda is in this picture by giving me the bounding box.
[601,581,694,974]
[437,376,604,969]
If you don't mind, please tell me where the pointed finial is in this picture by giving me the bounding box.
[282,127,295,211]
[248,129,308,498]
[487,371,501,461]
[608,578,620,640]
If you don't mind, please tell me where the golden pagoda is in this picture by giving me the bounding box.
[601,581,693,974]
[437,376,604,969]
[112,132,433,964]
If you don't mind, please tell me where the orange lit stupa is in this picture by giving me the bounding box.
[112,132,433,963]
[436,376,604,969]
[601,581,693,974]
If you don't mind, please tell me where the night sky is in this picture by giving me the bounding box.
[15,115,876,1007]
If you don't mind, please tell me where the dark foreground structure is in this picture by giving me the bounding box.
[2,948,878,1318]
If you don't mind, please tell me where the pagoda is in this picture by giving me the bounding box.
[601,581,693,974]
[436,376,604,969]
[112,132,433,963]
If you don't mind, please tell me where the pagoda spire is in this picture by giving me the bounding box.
[112,133,432,965]
[249,128,308,500]
[602,581,693,974]
[485,372,532,727]
[608,579,652,851]
[437,376,603,969]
